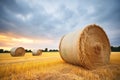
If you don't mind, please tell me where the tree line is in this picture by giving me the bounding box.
[0,48,59,53]
[111,46,120,52]
[0,46,120,53]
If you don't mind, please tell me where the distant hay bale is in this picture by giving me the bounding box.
[32,49,42,56]
[59,24,111,69]
[10,47,25,57]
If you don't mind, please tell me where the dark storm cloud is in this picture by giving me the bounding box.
[0,0,32,35]
[0,0,31,15]
[0,0,120,46]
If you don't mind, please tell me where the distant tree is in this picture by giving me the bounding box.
[111,46,120,52]
[54,49,59,52]
[0,49,4,53]
[25,49,28,52]
[49,49,59,52]
[44,48,48,52]
[49,49,52,52]
[25,49,32,52]
[42,49,44,52]
[28,50,32,52]
[4,50,10,53]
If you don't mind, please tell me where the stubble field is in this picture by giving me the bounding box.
[0,52,120,80]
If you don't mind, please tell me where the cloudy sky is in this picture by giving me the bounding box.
[0,0,120,50]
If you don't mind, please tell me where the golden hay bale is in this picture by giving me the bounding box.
[32,49,42,56]
[59,24,111,69]
[10,47,25,57]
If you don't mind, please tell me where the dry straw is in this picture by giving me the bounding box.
[10,47,25,57]
[32,49,42,56]
[59,24,111,69]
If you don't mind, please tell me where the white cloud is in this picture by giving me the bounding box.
[87,6,95,14]
[16,13,32,21]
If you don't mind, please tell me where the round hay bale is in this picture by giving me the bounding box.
[32,49,42,56]
[10,47,25,57]
[59,24,111,69]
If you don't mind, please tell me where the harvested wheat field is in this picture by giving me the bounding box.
[0,52,120,80]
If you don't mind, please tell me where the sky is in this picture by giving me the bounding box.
[0,0,120,50]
